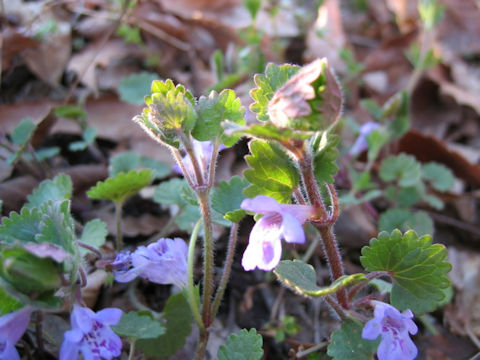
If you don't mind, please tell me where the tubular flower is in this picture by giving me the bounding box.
[0,306,33,360]
[112,238,188,288]
[60,305,123,360]
[349,122,380,156]
[240,195,314,271]
[362,301,418,360]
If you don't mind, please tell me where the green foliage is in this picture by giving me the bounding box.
[0,286,23,315]
[250,63,300,122]
[118,72,159,105]
[54,105,87,120]
[26,174,72,209]
[327,321,379,360]
[422,162,454,192]
[379,154,421,187]
[418,0,445,30]
[109,151,171,179]
[244,0,262,20]
[7,118,36,164]
[69,127,97,151]
[137,292,193,359]
[211,176,249,222]
[273,315,300,342]
[360,229,452,314]
[244,140,300,203]
[366,129,389,163]
[87,169,153,204]
[378,208,434,236]
[192,89,245,146]
[117,23,143,44]
[134,79,196,148]
[217,328,264,360]
[79,219,108,255]
[239,123,313,144]
[112,311,166,340]
[274,260,367,297]
[311,132,339,184]
[386,92,410,140]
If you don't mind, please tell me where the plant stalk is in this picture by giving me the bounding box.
[114,201,124,251]
[187,220,205,331]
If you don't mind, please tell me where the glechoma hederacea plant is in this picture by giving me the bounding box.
[0,57,452,360]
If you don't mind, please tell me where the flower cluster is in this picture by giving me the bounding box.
[0,306,33,360]
[112,237,188,288]
[60,305,122,360]
[362,301,418,360]
[240,195,314,271]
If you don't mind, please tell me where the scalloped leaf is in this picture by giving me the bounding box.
[153,178,189,206]
[68,126,97,152]
[378,208,434,236]
[118,71,159,105]
[137,292,193,359]
[379,154,421,187]
[112,311,166,340]
[360,229,452,314]
[110,152,171,179]
[0,207,44,244]
[217,328,264,360]
[211,176,249,223]
[327,321,379,360]
[422,162,454,192]
[312,131,339,184]
[0,286,23,315]
[244,140,300,203]
[87,169,153,204]
[249,63,300,122]
[240,123,313,143]
[26,174,72,209]
[274,260,367,297]
[192,89,245,146]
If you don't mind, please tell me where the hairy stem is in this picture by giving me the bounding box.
[128,340,137,360]
[211,222,239,318]
[180,133,204,186]
[114,201,124,251]
[347,271,392,302]
[298,153,327,218]
[187,220,205,332]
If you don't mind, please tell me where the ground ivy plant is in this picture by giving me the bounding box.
[0,57,452,360]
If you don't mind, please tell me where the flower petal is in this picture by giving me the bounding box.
[280,212,306,244]
[0,342,21,360]
[362,318,382,340]
[0,306,32,344]
[71,305,94,334]
[59,338,80,360]
[278,204,314,223]
[94,308,123,326]
[241,196,282,214]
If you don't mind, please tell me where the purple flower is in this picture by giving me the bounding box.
[131,238,188,288]
[60,305,123,360]
[240,195,314,271]
[173,139,226,180]
[362,301,418,360]
[0,306,33,360]
[349,122,380,156]
[111,251,138,283]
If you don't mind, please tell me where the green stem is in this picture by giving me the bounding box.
[197,189,214,328]
[128,340,136,360]
[114,201,124,251]
[180,132,204,186]
[211,222,239,318]
[187,220,205,332]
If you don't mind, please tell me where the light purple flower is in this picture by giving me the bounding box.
[60,305,123,360]
[111,251,138,283]
[131,238,188,288]
[349,122,380,156]
[173,139,226,179]
[362,301,418,360]
[240,195,314,271]
[0,306,33,360]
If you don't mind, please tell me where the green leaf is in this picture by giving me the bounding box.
[192,89,245,146]
[360,229,452,313]
[137,292,193,359]
[110,152,171,179]
[79,219,107,255]
[274,260,367,297]
[113,311,166,340]
[379,154,421,187]
[139,157,171,179]
[134,80,196,148]
[244,0,262,20]
[238,123,313,143]
[312,132,339,184]
[212,176,249,223]
[422,162,454,192]
[327,321,379,360]
[10,118,36,145]
[175,205,201,232]
[366,129,389,163]
[153,178,189,206]
[378,208,434,236]
[218,328,264,360]
[116,23,143,45]
[0,286,23,315]
[26,174,72,209]
[118,72,159,105]
[69,127,97,151]
[54,105,87,119]
[418,0,445,30]
[0,207,43,244]
[386,92,410,140]
[87,169,153,204]
[34,147,60,161]
[250,63,300,122]
[244,140,300,203]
